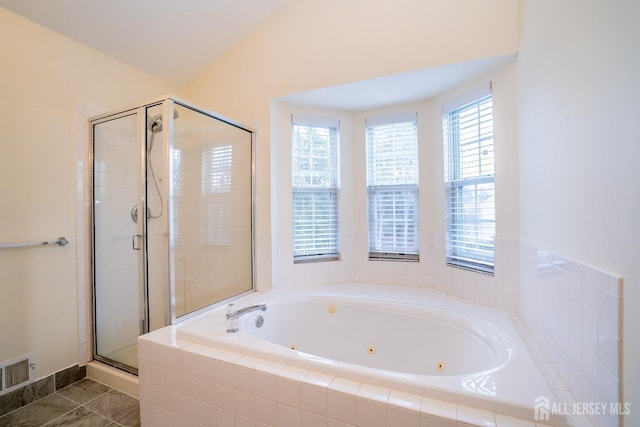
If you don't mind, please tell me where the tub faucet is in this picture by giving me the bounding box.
[226,303,267,333]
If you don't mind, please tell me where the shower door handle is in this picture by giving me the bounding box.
[132,234,142,251]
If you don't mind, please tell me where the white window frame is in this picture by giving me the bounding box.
[443,84,495,274]
[365,112,419,262]
[291,115,340,263]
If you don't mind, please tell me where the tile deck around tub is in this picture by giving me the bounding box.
[139,331,560,427]
[138,284,580,427]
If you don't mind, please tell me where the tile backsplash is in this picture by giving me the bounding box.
[519,242,622,427]
[275,232,521,316]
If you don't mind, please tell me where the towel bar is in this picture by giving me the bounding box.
[0,237,69,249]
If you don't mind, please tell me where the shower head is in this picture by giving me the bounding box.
[148,109,179,134]
[147,109,179,153]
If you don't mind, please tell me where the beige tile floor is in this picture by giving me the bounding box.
[0,379,139,427]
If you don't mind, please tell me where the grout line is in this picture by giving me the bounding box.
[77,389,112,406]
[0,391,58,419]
[40,405,83,427]
[0,378,136,427]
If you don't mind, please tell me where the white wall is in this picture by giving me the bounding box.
[0,7,177,380]
[517,0,640,424]
[182,0,520,290]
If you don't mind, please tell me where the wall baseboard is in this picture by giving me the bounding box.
[0,364,85,417]
[87,361,138,398]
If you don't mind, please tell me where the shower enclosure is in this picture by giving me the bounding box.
[90,96,254,373]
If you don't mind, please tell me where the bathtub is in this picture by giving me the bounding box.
[175,285,561,424]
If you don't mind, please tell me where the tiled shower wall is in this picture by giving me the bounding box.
[92,116,141,356]
[519,242,622,427]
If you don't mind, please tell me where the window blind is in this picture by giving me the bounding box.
[201,145,232,246]
[443,87,495,273]
[202,145,232,193]
[170,148,182,246]
[365,113,419,261]
[292,117,339,261]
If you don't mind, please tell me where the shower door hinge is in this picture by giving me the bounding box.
[132,234,142,250]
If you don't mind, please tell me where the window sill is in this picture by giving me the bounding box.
[446,259,494,276]
[294,254,340,264]
[369,252,419,262]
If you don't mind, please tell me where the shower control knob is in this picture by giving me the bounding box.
[130,204,151,223]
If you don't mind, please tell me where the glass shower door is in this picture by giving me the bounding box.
[171,103,254,319]
[92,111,145,372]
[90,97,255,375]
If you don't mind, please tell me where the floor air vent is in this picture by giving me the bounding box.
[0,353,35,395]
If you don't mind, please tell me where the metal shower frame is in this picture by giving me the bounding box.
[88,95,256,374]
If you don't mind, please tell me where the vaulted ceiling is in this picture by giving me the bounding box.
[0,0,287,86]
[1,0,516,110]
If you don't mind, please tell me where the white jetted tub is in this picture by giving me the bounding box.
[176,286,559,423]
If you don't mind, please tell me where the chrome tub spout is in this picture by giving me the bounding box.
[226,303,266,333]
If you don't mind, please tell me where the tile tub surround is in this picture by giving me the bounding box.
[277,233,520,318]
[138,286,558,427]
[519,243,623,427]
